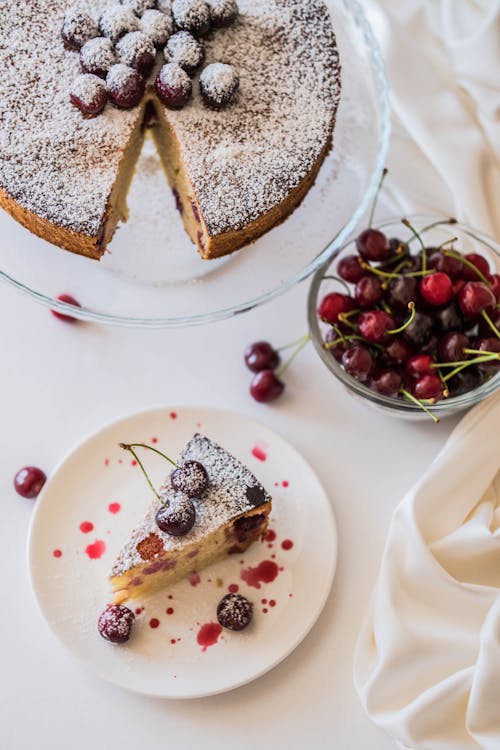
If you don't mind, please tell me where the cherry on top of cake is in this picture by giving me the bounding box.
[62,0,241,117]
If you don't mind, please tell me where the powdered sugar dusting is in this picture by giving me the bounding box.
[140,8,173,47]
[0,0,141,236]
[164,0,341,235]
[0,0,340,242]
[110,433,271,575]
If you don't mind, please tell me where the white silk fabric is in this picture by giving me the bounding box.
[354,392,500,749]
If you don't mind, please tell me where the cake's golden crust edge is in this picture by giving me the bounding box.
[200,128,335,260]
[0,183,105,259]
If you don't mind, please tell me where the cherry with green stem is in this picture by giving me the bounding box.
[400,388,439,423]
[250,334,310,403]
[119,442,208,499]
[402,218,428,272]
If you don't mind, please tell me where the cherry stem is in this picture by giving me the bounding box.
[362,260,434,280]
[119,443,162,501]
[277,334,312,353]
[277,334,310,377]
[441,248,491,286]
[441,355,498,382]
[463,348,500,356]
[321,274,351,294]
[481,309,500,340]
[324,332,384,352]
[387,302,415,335]
[402,218,427,272]
[400,388,439,423]
[406,218,457,242]
[368,167,388,228]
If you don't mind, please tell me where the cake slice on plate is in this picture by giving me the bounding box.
[110,433,272,603]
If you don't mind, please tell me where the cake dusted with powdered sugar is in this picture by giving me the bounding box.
[110,433,272,603]
[0,0,341,260]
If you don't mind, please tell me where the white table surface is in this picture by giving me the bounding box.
[0,265,462,750]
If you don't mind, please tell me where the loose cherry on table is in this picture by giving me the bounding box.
[13,466,47,498]
[244,334,310,403]
[50,294,81,322]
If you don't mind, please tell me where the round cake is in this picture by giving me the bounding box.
[0,0,341,260]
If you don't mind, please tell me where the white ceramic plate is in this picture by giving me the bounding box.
[28,406,337,698]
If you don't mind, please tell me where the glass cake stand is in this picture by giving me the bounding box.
[0,0,390,328]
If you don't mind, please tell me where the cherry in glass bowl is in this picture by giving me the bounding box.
[307,216,500,421]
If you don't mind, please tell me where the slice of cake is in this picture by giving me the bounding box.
[110,433,272,603]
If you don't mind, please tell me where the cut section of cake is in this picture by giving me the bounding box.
[110,433,272,603]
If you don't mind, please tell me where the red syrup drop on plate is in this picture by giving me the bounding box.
[251,445,267,462]
[79,521,93,533]
[197,622,222,651]
[281,539,293,551]
[169,411,177,420]
[240,560,279,589]
[53,549,62,558]
[151,437,158,444]
[264,529,276,542]
[85,539,106,559]
[149,618,160,629]
[189,573,201,587]
[282,480,289,487]
[166,607,174,615]
[228,583,239,593]
[108,502,121,514]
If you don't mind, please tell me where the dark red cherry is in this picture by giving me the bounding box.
[13,466,46,498]
[358,310,394,342]
[419,272,452,306]
[61,9,98,50]
[217,593,253,631]
[171,460,208,497]
[488,274,500,302]
[447,369,483,397]
[478,308,500,336]
[428,251,463,278]
[355,276,382,308]
[452,277,466,297]
[317,292,355,325]
[250,370,284,402]
[458,282,496,317]
[405,354,434,378]
[412,374,444,401]
[324,328,349,362]
[51,293,81,322]
[388,276,418,310]
[341,345,374,382]
[356,229,390,262]
[156,494,196,535]
[98,605,135,643]
[463,253,490,281]
[381,337,413,366]
[70,74,108,116]
[403,311,433,347]
[337,254,365,283]
[244,342,280,373]
[438,332,469,362]
[434,303,463,334]
[371,369,402,397]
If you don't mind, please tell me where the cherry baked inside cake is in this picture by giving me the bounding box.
[110,433,272,603]
[0,0,341,261]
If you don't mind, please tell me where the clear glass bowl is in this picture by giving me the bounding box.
[0,0,390,328]
[308,216,500,420]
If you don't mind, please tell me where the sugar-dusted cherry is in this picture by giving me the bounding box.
[98,605,135,643]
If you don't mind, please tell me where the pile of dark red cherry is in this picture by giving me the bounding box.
[317,218,500,415]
